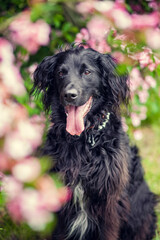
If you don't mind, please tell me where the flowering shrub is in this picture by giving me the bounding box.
[0,31,69,235]
[75,0,160,139]
[0,2,80,235]
[9,11,51,54]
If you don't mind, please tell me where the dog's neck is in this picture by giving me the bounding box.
[50,109,111,146]
[87,112,111,148]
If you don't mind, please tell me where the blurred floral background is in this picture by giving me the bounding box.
[0,0,160,239]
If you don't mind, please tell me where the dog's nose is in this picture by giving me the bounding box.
[64,89,78,102]
[64,88,78,102]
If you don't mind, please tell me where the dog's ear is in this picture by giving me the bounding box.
[99,54,130,114]
[32,55,58,111]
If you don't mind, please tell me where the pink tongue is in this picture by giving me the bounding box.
[66,97,92,136]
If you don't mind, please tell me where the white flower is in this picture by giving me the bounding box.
[12,158,41,182]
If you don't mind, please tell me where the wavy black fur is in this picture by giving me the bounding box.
[33,46,157,240]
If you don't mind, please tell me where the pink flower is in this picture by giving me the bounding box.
[9,11,51,54]
[148,1,160,10]
[0,83,10,100]
[111,9,132,29]
[37,176,70,212]
[148,63,157,71]
[146,28,160,50]
[17,52,29,68]
[85,16,111,52]
[149,56,160,71]
[0,64,26,96]
[4,133,33,160]
[3,176,23,200]
[7,198,23,222]
[112,51,125,63]
[12,158,41,182]
[28,63,38,78]
[76,1,95,15]
[94,1,114,13]
[30,114,45,126]
[7,179,69,231]
[1,100,44,161]
[0,38,26,96]
[13,104,28,121]
[134,48,152,68]
[0,102,14,137]
[94,39,111,53]
[138,90,149,103]
[145,76,156,88]
[4,118,44,160]
[0,38,14,63]
[5,175,70,230]
[20,189,53,230]
[139,106,147,121]
[131,47,160,72]
[35,19,51,45]
[130,68,143,93]
[113,33,128,50]
[7,188,53,230]
[0,153,10,171]
[16,119,44,147]
[0,171,4,179]
[75,28,90,43]
[132,12,159,29]
[0,101,27,136]
[75,17,111,53]
[134,130,143,141]
[114,33,127,41]
[87,16,110,41]
[131,113,141,127]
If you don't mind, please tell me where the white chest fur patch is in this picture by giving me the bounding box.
[67,183,88,240]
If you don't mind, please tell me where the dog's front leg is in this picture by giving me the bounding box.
[103,196,120,240]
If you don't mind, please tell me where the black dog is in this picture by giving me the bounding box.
[33,46,157,240]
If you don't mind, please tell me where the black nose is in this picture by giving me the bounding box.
[64,88,78,102]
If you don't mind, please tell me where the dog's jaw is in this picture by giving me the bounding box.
[65,97,92,136]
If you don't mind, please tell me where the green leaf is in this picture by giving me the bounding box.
[39,157,54,174]
[62,22,72,32]
[115,64,128,76]
[0,190,6,208]
[156,65,160,76]
[50,174,64,189]
[107,29,115,45]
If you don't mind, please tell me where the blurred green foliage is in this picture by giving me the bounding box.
[0,0,27,22]
[0,213,56,240]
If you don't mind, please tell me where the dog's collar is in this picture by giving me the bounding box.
[98,112,110,130]
[87,112,110,147]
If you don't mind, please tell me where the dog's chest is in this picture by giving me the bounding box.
[68,183,88,240]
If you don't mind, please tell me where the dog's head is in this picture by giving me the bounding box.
[33,46,129,136]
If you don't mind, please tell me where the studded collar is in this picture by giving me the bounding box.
[87,112,110,148]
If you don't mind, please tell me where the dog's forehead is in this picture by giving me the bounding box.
[61,49,97,67]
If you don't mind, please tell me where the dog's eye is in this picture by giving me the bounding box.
[58,71,63,77]
[84,70,91,75]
